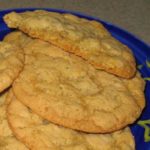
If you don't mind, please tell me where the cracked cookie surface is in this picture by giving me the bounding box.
[4,10,136,78]
[0,90,28,150]
[0,41,24,92]
[7,90,135,150]
[3,31,32,49]
[12,39,145,133]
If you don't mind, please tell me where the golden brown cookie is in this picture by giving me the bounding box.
[3,31,31,48]
[0,42,24,92]
[13,39,145,133]
[7,90,135,150]
[4,10,136,78]
[0,90,28,150]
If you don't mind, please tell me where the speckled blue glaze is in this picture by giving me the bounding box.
[0,8,150,150]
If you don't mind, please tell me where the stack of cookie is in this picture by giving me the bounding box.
[0,10,145,150]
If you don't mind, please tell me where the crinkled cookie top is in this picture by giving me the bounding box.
[0,90,28,150]
[4,10,136,78]
[0,41,24,92]
[7,90,135,150]
[13,39,145,133]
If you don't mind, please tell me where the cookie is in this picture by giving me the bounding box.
[0,90,28,150]
[13,39,145,133]
[4,10,136,78]
[4,31,65,56]
[3,31,32,48]
[7,90,135,150]
[0,42,24,92]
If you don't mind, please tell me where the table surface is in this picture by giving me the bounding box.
[0,0,150,44]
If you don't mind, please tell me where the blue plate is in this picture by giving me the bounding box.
[0,8,150,150]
